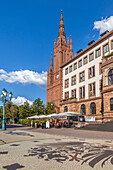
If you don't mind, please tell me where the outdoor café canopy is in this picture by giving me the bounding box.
[27,115,48,119]
[51,112,80,119]
[27,113,58,119]
[27,112,79,120]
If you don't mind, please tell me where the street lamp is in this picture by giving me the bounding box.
[0,88,13,130]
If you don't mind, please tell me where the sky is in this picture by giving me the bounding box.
[0,0,113,105]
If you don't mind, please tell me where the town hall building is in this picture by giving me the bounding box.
[47,11,113,122]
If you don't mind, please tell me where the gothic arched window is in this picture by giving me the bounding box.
[64,106,68,112]
[81,104,86,115]
[90,102,96,115]
[110,98,113,111]
[108,69,113,85]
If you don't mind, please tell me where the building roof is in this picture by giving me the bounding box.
[60,30,113,68]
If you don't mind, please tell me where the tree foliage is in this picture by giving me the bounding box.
[0,98,55,123]
[32,98,45,115]
[45,102,55,115]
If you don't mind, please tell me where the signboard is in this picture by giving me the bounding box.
[85,116,95,122]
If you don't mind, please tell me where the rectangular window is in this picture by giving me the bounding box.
[78,60,82,67]
[65,68,68,75]
[83,87,85,98]
[65,92,69,99]
[88,66,95,78]
[72,75,76,85]
[80,73,82,82]
[70,65,72,73]
[96,48,101,57]
[93,66,95,77]
[89,53,94,61]
[80,86,85,99]
[83,72,85,81]
[89,82,96,97]
[65,79,69,88]
[72,89,76,98]
[93,83,95,95]
[80,87,82,99]
[79,71,85,82]
[89,68,92,78]
[84,56,87,64]
[104,44,108,53]
[90,84,92,96]
[112,41,113,49]
[74,63,77,70]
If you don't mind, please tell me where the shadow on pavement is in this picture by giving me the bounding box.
[0,124,25,129]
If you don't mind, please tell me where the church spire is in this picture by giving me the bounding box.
[50,53,53,72]
[69,35,73,59]
[58,10,66,42]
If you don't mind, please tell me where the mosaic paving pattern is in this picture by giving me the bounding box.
[3,163,24,170]
[24,141,113,168]
[0,139,6,145]
[0,151,8,155]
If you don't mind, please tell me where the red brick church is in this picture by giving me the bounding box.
[47,10,73,113]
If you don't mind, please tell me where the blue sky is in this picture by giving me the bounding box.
[0,0,113,105]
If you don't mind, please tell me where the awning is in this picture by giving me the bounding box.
[27,115,48,119]
[27,112,80,120]
[51,112,80,119]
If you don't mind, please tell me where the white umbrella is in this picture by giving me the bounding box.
[27,115,39,119]
[27,115,48,119]
[45,113,58,119]
[51,112,80,119]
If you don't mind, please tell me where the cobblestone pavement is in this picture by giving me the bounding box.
[0,128,113,170]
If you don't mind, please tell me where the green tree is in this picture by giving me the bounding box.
[10,104,19,123]
[19,102,31,119]
[5,101,12,119]
[45,102,55,115]
[5,101,19,123]
[32,98,45,115]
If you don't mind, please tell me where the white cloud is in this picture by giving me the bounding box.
[94,16,113,34]
[12,96,33,106]
[0,69,7,74]
[0,69,47,88]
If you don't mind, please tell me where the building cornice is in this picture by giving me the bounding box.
[102,87,113,94]
[60,96,101,105]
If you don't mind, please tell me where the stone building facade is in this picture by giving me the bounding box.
[47,11,113,122]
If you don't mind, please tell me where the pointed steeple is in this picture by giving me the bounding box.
[67,36,69,46]
[58,10,66,42]
[70,36,73,51]
[50,53,53,72]
[70,36,73,59]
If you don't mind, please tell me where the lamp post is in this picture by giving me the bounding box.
[0,88,13,130]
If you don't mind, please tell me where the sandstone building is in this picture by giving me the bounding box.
[47,11,113,122]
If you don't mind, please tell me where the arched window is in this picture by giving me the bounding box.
[81,104,86,115]
[64,106,68,112]
[90,102,96,114]
[108,69,113,85]
[110,98,113,111]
